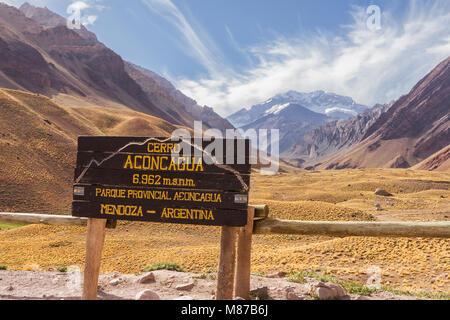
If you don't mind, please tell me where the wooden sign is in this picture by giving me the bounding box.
[72,136,251,227]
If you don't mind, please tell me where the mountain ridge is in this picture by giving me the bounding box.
[19,2,98,44]
[228,90,368,128]
[285,103,392,167]
[241,102,330,154]
[317,56,450,170]
[0,2,232,131]
[0,88,186,214]
[125,62,234,131]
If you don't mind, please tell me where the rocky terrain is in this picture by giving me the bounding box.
[0,88,186,214]
[0,2,232,130]
[126,62,234,132]
[123,62,200,128]
[1,2,447,171]
[19,2,98,44]
[227,56,449,171]
[227,90,373,160]
[285,103,391,167]
[316,57,450,170]
[241,103,330,154]
[0,270,422,300]
[227,90,368,128]
[0,2,448,303]
[0,87,293,214]
[413,146,450,172]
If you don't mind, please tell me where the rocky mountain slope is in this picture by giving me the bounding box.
[123,62,200,128]
[317,57,450,170]
[19,2,98,44]
[241,103,330,154]
[0,88,185,214]
[227,90,369,158]
[0,2,232,130]
[285,103,391,167]
[412,145,450,172]
[125,62,234,131]
[0,3,183,124]
[228,90,368,128]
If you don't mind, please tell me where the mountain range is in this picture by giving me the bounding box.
[241,103,330,154]
[0,2,232,131]
[0,87,187,214]
[228,90,369,128]
[284,103,392,167]
[0,2,448,174]
[227,59,449,171]
[228,90,369,155]
[314,56,450,170]
[125,62,234,131]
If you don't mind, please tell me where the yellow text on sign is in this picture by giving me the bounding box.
[94,188,223,203]
[147,142,181,154]
[123,155,204,172]
[101,204,143,217]
[161,208,215,221]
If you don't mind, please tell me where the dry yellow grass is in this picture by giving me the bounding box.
[0,91,448,294]
[0,169,448,295]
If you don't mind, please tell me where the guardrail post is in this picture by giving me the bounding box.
[216,226,238,300]
[82,218,107,300]
[234,206,255,299]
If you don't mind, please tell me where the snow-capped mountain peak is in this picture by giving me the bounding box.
[264,102,291,115]
[227,90,368,128]
[325,107,357,116]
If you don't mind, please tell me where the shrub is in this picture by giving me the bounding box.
[287,270,377,295]
[57,266,68,273]
[0,265,7,270]
[142,262,184,273]
[287,272,306,283]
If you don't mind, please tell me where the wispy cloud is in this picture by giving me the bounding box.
[68,1,89,11]
[141,0,231,77]
[166,0,450,116]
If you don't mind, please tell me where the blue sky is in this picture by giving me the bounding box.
[3,0,450,116]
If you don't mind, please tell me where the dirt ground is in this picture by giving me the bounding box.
[0,270,420,300]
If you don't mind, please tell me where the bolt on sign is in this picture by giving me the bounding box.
[72,136,251,227]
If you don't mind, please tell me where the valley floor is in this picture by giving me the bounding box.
[0,169,449,298]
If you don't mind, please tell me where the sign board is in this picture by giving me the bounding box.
[72,136,251,227]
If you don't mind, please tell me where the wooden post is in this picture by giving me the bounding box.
[82,218,107,300]
[252,204,269,220]
[216,226,237,300]
[234,206,255,299]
